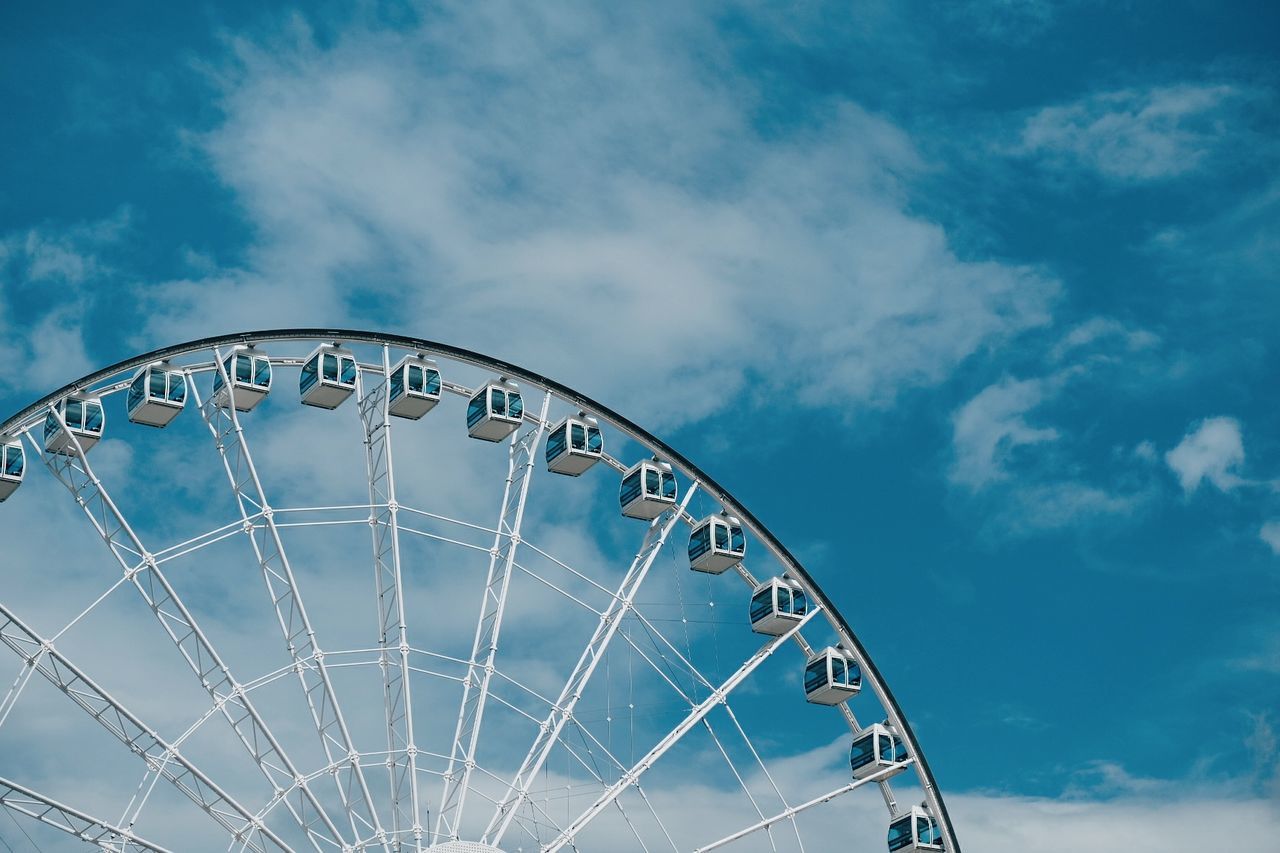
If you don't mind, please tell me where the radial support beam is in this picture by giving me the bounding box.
[542,606,820,853]
[355,347,423,851]
[32,412,348,852]
[435,391,551,842]
[691,761,912,853]
[194,352,388,849]
[483,482,699,847]
[0,605,289,852]
[0,774,175,853]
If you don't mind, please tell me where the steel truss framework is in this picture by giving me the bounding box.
[0,330,960,853]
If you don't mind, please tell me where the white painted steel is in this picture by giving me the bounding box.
[0,330,961,853]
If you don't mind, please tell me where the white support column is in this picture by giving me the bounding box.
[541,606,820,853]
[691,761,913,853]
[31,415,348,852]
[355,347,422,851]
[0,605,290,852]
[193,352,388,850]
[435,391,551,843]
[0,774,175,853]
[483,482,699,847]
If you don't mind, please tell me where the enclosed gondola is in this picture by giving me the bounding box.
[749,577,807,635]
[212,346,272,412]
[44,396,105,455]
[467,379,524,441]
[619,459,677,519]
[545,414,603,476]
[887,805,944,852]
[0,439,24,501]
[850,723,909,781]
[300,344,357,409]
[689,514,746,573]
[387,354,441,419]
[803,646,862,705]
[126,362,186,427]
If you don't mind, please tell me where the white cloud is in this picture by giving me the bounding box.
[1165,416,1245,493]
[1261,520,1280,555]
[128,2,1056,428]
[950,377,1058,489]
[1018,84,1240,181]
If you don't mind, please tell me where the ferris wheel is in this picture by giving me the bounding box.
[0,330,959,853]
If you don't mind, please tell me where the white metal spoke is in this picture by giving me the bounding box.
[484,482,699,847]
[30,418,349,852]
[0,604,289,852]
[356,347,422,851]
[0,774,175,853]
[436,391,551,843]
[542,606,819,852]
[194,353,388,849]
[693,762,911,852]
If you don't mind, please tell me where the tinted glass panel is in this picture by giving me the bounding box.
[490,388,506,417]
[149,371,166,398]
[887,817,913,851]
[750,588,773,623]
[235,355,252,383]
[546,425,567,461]
[169,373,186,403]
[84,403,103,433]
[424,369,441,395]
[571,424,586,450]
[645,469,660,495]
[322,353,338,381]
[688,526,712,561]
[4,446,23,477]
[803,659,827,694]
[619,471,643,507]
[467,395,487,428]
[407,365,422,393]
[661,473,676,499]
[730,526,745,553]
[253,358,271,388]
[850,734,875,771]
[587,427,603,452]
[714,523,729,550]
[300,360,319,394]
[128,375,146,411]
[509,393,523,419]
[65,400,83,429]
[340,357,356,385]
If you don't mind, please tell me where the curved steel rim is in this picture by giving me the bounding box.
[0,328,960,852]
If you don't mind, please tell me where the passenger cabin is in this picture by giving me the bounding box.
[467,379,525,442]
[44,396,105,455]
[850,723,908,781]
[126,363,186,427]
[619,459,677,520]
[887,806,944,852]
[300,344,357,409]
[545,415,603,476]
[387,354,441,419]
[749,577,807,635]
[689,514,746,574]
[212,347,272,412]
[0,439,24,501]
[804,647,862,705]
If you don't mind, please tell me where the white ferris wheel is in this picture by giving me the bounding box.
[0,330,959,853]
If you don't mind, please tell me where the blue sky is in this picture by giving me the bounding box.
[1,1,1279,850]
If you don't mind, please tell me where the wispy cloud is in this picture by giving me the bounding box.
[950,376,1058,490]
[1165,416,1246,493]
[1017,84,1242,181]
[127,2,1058,428]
